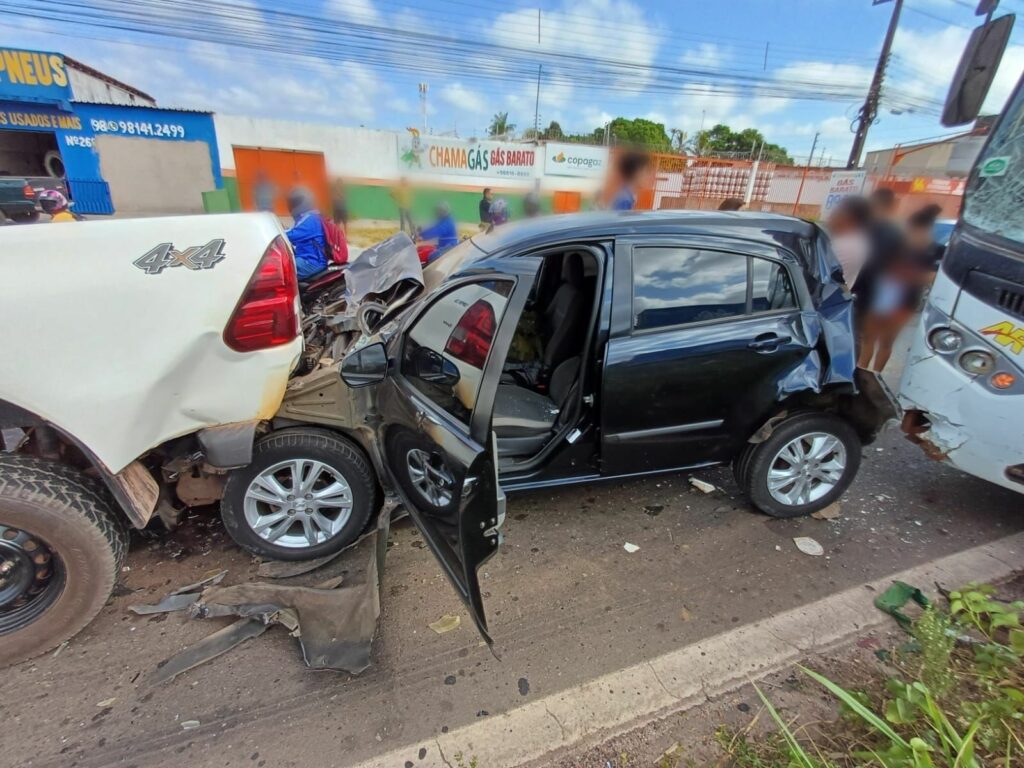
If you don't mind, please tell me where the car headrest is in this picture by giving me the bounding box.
[561,252,584,287]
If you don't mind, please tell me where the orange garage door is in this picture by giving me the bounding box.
[232,146,329,216]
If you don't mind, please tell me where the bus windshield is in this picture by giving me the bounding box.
[962,79,1024,245]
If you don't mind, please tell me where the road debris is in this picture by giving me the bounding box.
[429,614,461,634]
[146,618,270,686]
[129,569,228,615]
[623,542,640,553]
[811,502,842,520]
[873,580,930,632]
[96,698,117,707]
[688,478,716,494]
[180,720,200,730]
[793,536,824,557]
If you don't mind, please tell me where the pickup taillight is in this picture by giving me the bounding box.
[444,299,496,369]
[223,236,300,352]
[22,184,34,199]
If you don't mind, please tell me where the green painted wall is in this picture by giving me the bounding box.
[346,184,552,223]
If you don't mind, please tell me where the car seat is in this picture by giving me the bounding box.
[492,357,581,458]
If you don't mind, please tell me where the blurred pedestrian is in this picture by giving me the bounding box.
[906,203,945,274]
[285,187,329,280]
[523,192,542,218]
[488,198,509,229]
[418,201,458,261]
[253,170,277,212]
[827,195,872,287]
[611,151,648,211]
[479,187,493,230]
[856,190,932,373]
[718,197,744,211]
[330,177,349,233]
[391,177,414,236]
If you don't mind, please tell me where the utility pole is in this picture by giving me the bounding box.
[847,0,903,169]
[793,131,820,215]
[533,10,542,137]
[418,82,428,134]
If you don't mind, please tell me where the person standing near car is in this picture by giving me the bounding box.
[419,201,458,261]
[285,187,329,280]
[479,187,493,230]
[827,195,872,287]
[330,177,350,234]
[252,170,277,213]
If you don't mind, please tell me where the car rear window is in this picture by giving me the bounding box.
[402,280,514,427]
[632,247,795,331]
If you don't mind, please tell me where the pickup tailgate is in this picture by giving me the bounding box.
[0,213,302,472]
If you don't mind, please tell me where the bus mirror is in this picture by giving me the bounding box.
[942,14,1015,127]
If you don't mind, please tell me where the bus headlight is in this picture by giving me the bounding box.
[959,350,995,375]
[929,328,962,353]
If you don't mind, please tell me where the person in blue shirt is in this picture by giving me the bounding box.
[418,201,458,260]
[611,151,648,211]
[284,187,328,280]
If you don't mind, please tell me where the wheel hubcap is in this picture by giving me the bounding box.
[243,459,353,549]
[406,448,454,507]
[0,524,64,635]
[766,432,847,506]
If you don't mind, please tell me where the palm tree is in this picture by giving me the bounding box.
[488,112,515,138]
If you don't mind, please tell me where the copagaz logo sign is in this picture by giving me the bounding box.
[544,143,608,178]
[134,240,226,275]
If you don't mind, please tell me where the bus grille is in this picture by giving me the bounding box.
[997,287,1024,320]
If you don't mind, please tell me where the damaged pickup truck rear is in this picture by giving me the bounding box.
[0,210,894,664]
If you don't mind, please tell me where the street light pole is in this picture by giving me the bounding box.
[846,0,904,169]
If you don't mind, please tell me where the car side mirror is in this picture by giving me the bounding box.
[942,14,1015,127]
[413,346,461,387]
[340,342,388,387]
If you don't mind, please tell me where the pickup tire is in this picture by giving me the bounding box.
[221,429,379,561]
[740,413,861,518]
[0,455,128,668]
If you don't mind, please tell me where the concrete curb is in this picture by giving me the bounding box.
[353,532,1024,768]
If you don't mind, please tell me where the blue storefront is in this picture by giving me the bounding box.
[0,46,221,215]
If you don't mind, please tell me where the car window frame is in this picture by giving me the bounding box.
[614,236,804,338]
[393,273,522,440]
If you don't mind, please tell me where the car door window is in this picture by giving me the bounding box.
[632,248,747,330]
[751,257,797,312]
[402,280,514,427]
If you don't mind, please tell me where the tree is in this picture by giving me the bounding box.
[693,123,793,164]
[669,127,690,153]
[488,112,515,138]
[543,120,563,140]
[603,117,671,150]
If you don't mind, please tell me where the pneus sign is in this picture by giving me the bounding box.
[134,240,226,275]
[544,142,609,178]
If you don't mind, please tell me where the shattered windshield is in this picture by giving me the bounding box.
[963,79,1024,246]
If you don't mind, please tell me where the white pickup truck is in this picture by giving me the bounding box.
[0,214,407,665]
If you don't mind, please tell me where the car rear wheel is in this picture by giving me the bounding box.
[387,429,459,516]
[0,455,128,668]
[740,413,861,518]
[221,429,379,561]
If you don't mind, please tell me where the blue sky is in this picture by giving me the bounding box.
[4,0,1024,163]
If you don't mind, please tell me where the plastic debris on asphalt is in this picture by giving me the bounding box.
[688,478,716,494]
[623,542,640,553]
[429,614,461,634]
[793,536,824,556]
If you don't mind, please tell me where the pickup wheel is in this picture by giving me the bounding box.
[221,429,379,561]
[740,413,861,518]
[0,455,128,668]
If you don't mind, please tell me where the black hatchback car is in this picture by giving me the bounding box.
[325,211,895,640]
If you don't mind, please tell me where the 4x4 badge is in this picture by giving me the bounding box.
[134,239,226,275]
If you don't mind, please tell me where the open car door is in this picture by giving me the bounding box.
[372,262,538,642]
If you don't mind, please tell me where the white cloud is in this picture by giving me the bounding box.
[680,43,730,70]
[439,83,488,115]
[323,0,381,26]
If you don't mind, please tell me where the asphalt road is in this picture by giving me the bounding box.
[2,413,1021,768]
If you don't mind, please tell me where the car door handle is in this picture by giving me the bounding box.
[748,334,792,351]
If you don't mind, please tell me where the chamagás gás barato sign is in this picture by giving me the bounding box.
[399,130,537,180]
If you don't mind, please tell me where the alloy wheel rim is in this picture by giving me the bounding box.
[766,431,847,506]
[406,448,454,507]
[0,523,64,635]
[243,459,353,549]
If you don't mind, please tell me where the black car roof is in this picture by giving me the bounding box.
[471,210,819,255]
